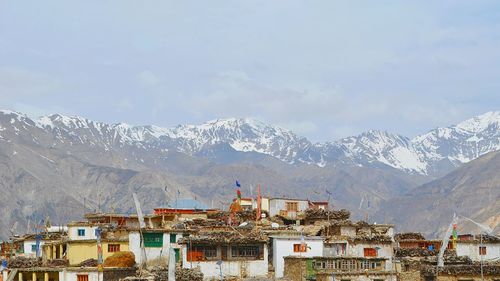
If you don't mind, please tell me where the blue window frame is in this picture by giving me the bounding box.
[77,229,86,236]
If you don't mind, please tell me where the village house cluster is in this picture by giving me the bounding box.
[0,196,499,281]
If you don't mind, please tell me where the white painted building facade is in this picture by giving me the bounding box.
[181,245,269,280]
[22,239,44,258]
[271,236,324,278]
[67,224,98,241]
[268,198,310,218]
[129,230,183,265]
[59,270,102,281]
[348,242,394,270]
[456,241,500,262]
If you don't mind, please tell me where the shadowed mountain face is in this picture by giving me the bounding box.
[377,150,500,238]
[0,110,498,239]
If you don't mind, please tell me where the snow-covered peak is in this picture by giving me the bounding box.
[38,114,95,129]
[455,111,500,133]
[1,109,498,176]
[411,111,500,168]
[166,118,309,160]
[0,109,23,116]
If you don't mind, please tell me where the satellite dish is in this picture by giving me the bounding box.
[271,223,279,229]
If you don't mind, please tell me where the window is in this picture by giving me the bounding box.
[404,264,410,272]
[187,245,218,261]
[340,259,356,271]
[31,244,37,252]
[313,260,326,270]
[479,246,487,255]
[371,261,382,270]
[373,279,385,281]
[293,243,307,252]
[360,260,371,270]
[143,232,163,248]
[108,244,120,252]
[231,246,259,258]
[77,229,85,236]
[170,233,177,243]
[364,248,377,257]
[77,275,89,281]
[286,202,298,211]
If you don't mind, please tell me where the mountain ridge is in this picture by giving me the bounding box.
[1,109,498,176]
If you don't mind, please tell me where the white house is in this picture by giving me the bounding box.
[268,198,310,219]
[129,230,184,265]
[22,238,44,258]
[67,222,98,241]
[271,235,324,278]
[456,236,500,262]
[180,231,269,280]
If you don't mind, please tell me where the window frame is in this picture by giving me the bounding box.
[77,229,86,237]
[364,247,377,257]
[77,274,89,281]
[293,243,307,253]
[107,244,120,253]
[231,245,260,259]
[285,201,299,211]
[479,246,487,256]
[187,244,218,261]
[143,232,163,248]
[170,233,177,243]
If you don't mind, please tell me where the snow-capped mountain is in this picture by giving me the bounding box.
[413,111,500,170]
[0,110,498,175]
[328,111,499,175]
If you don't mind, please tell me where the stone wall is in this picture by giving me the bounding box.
[398,271,420,281]
[103,268,137,281]
[283,257,307,281]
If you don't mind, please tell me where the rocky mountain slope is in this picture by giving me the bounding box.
[377,150,500,238]
[0,110,498,239]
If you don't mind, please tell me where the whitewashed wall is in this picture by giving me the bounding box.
[348,243,393,270]
[456,242,500,262]
[22,240,44,257]
[269,199,309,217]
[68,225,98,241]
[59,270,101,281]
[129,231,183,265]
[181,246,268,279]
[272,237,324,278]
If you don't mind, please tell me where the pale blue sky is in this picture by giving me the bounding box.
[0,1,499,141]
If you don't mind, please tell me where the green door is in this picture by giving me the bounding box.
[174,248,180,262]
